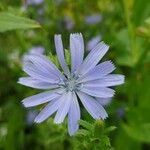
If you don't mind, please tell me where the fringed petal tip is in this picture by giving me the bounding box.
[70,33,82,36]
[34,118,41,124]
[117,74,125,86]
[122,75,125,84]
[100,113,108,120]
[68,128,78,136]
[54,34,61,37]
[21,99,35,108]
[17,77,24,84]
[100,41,109,47]
[17,80,21,85]
[108,60,116,70]
[21,100,29,108]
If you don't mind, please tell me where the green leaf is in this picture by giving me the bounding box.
[79,120,93,130]
[114,127,141,150]
[136,17,150,38]
[0,12,41,32]
[48,52,60,68]
[76,129,90,137]
[65,49,71,66]
[122,123,150,143]
[133,0,150,25]
[105,126,117,133]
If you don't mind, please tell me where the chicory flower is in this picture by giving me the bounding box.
[18,33,124,135]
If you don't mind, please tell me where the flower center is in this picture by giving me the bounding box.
[65,78,76,91]
[62,74,82,92]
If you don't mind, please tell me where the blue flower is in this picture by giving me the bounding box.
[63,16,75,30]
[85,14,102,25]
[22,46,45,64]
[26,0,43,5]
[18,33,124,135]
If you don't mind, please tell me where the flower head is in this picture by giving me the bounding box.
[27,46,45,55]
[18,33,124,135]
[22,46,45,63]
[63,16,75,30]
[85,14,102,25]
[26,0,43,5]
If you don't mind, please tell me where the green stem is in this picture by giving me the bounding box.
[123,0,136,65]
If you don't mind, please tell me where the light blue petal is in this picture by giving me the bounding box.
[54,35,70,76]
[96,98,112,106]
[77,91,108,119]
[24,54,65,82]
[70,33,84,73]
[101,74,125,86]
[54,92,72,124]
[77,41,109,76]
[77,61,115,83]
[80,86,115,98]
[22,88,64,107]
[82,74,125,87]
[23,62,59,84]
[18,77,59,89]
[68,92,80,136]
[34,94,66,123]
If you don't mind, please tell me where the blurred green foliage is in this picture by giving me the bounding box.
[0,12,41,32]
[0,0,150,149]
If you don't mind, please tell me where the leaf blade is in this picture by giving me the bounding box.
[0,12,41,32]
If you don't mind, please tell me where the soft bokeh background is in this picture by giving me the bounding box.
[0,0,150,149]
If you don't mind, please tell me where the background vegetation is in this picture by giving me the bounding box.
[0,0,150,149]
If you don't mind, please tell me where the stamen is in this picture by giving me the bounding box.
[63,76,80,92]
